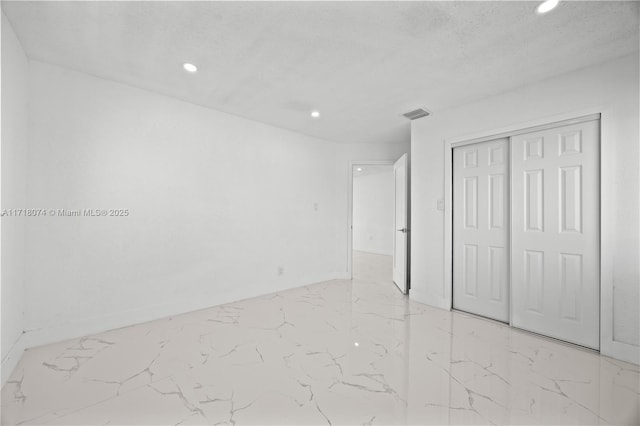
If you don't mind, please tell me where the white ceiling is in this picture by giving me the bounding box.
[353,164,392,178]
[2,1,638,144]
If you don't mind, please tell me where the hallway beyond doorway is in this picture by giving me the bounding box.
[353,250,393,285]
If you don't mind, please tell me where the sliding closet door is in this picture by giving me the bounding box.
[453,138,509,322]
[511,120,600,349]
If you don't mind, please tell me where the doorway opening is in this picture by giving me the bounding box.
[348,155,409,294]
[352,164,395,284]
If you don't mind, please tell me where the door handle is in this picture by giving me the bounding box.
[396,228,409,233]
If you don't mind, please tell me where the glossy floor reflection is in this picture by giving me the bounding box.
[2,251,639,425]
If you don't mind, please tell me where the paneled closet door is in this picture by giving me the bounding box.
[511,120,600,349]
[453,138,510,322]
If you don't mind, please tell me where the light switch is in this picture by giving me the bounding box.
[437,199,445,211]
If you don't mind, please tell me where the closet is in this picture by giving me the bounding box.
[452,116,600,349]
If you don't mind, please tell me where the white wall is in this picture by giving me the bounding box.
[23,60,410,349]
[24,61,344,346]
[1,13,28,383]
[353,168,393,255]
[410,53,639,364]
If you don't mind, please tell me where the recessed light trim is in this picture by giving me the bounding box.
[183,63,198,73]
[356,167,363,172]
[536,0,559,14]
[310,110,320,118]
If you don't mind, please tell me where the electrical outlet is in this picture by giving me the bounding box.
[437,199,445,211]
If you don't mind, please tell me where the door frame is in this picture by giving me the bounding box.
[347,160,394,279]
[444,111,603,338]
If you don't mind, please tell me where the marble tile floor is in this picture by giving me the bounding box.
[2,251,639,425]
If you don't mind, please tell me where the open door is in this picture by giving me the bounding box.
[393,154,409,293]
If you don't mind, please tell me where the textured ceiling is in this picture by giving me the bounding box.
[2,1,638,144]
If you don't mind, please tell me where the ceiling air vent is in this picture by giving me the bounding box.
[402,108,431,120]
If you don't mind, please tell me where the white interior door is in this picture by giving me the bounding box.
[511,119,600,349]
[453,138,510,322]
[393,154,408,293]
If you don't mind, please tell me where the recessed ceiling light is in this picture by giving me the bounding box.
[536,0,559,14]
[183,63,198,73]
[356,167,363,172]
[310,110,320,118]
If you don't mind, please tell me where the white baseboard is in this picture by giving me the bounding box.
[409,289,451,311]
[602,339,640,366]
[1,334,26,386]
[23,273,343,351]
[409,289,430,306]
[334,272,352,280]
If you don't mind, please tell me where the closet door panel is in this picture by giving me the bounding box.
[453,139,509,322]
[511,120,600,349]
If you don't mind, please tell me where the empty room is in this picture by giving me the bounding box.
[1,1,639,425]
